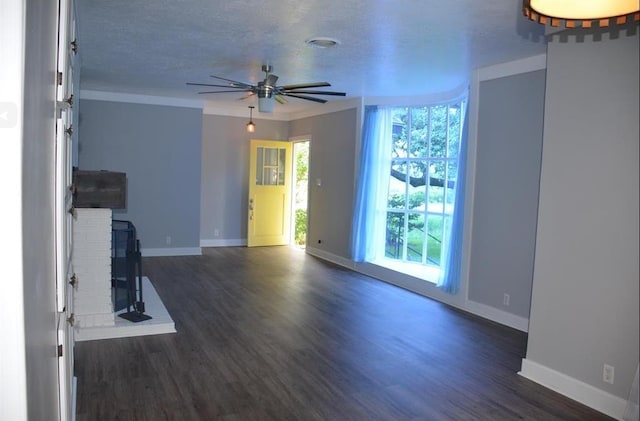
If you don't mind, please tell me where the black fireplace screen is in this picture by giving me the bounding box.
[111,220,151,322]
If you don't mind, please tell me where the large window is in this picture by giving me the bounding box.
[352,100,466,286]
[383,103,463,271]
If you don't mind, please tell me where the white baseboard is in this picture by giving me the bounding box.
[305,247,355,269]
[519,358,627,420]
[464,299,530,332]
[306,248,622,419]
[141,247,202,257]
[305,247,529,333]
[200,238,247,247]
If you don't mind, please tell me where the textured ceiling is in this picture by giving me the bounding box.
[75,0,547,113]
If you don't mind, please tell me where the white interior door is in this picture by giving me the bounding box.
[55,0,76,418]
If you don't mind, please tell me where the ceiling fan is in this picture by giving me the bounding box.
[187,65,346,112]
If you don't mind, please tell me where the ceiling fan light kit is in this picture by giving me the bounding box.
[187,64,346,113]
[258,97,274,113]
[523,0,640,27]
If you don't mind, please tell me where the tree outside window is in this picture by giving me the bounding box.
[384,102,462,268]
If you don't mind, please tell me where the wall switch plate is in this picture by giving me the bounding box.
[503,293,510,306]
[603,364,614,384]
[165,236,171,245]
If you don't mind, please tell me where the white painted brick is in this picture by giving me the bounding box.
[76,313,115,328]
[72,257,111,269]
[74,301,113,316]
[73,290,112,302]
[75,290,110,301]
[73,270,110,281]
[73,208,115,327]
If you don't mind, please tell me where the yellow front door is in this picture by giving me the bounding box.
[248,139,293,247]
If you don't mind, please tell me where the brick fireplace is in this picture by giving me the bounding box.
[72,208,115,328]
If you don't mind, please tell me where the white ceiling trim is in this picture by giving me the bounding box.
[79,90,204,109]
[204,97,362,121]
[287,98,362,121]
[203,102,291,121]
[364,84,470,107]
[79,51,546,120]
[477,53,547,81]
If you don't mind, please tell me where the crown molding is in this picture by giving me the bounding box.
[287,98,362,120]
[79,90,204,109]
[203,98,361,121]
[364,84,469,107]
[477,54,547,81]
[202,101,292,120]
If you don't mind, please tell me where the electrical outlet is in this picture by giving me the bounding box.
[214,229,219,237]
[603,364,614,384]
[503,293,510,306]
[165,236,171,245]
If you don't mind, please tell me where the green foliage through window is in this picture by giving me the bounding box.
[294,209,307,246]
[385,101,464,267]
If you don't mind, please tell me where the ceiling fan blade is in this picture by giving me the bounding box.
[238,92,256,100]
[279,82,331,90]
[274,94,287,104]
[197,89,253,94]
[209,75,254,88]
[281,90,346,96]
[187,82,249,89]
[282,93,328,104]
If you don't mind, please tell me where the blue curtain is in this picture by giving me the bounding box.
[437,103,470,294]
[351,106,392,262]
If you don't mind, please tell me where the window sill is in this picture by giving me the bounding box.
[370,258,440,284]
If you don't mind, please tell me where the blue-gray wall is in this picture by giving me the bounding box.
[289,108,358,258]
[468,70,546,318]
[524,28,639,409]
[200,114,289,244]
[78,100,202,252]
[198,107,357,257]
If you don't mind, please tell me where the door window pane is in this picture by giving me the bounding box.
[256,147,264,185]
[278,148,286,185]
[256,146,286,186]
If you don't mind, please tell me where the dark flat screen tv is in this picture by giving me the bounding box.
[73,169,127,209]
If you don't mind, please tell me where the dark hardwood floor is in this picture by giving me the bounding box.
[75,246,613,420]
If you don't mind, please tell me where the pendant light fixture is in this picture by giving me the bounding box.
[523,0,639,28]
[246,106,256,133]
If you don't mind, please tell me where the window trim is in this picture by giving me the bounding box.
[377,101,465,278]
